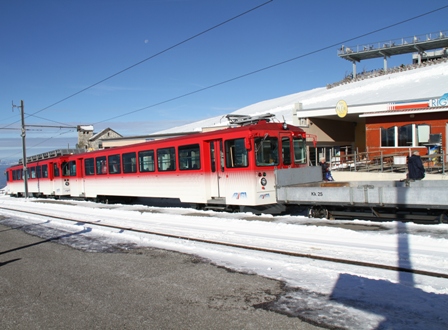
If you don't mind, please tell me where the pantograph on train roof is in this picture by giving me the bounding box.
[224,113,276,126]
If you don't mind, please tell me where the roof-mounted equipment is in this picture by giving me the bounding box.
[225,113,276,126]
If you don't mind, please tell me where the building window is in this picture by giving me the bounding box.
[398,124,413,146]
[381,124,432,147]
[297,118,309,127]
[381,127,395,147]
[417,124,430,145]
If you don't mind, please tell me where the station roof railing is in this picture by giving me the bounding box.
[338,30,448,62]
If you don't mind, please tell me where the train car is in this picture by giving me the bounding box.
[6,115,309,212]
[5,149,84,198]
[67,114,308,212]
[275,167,448,223]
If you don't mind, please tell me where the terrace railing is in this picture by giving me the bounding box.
[329,150,446,175]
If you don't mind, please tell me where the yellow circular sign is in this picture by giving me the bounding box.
[336,100,348,118]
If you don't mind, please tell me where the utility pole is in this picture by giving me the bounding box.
[20,100,28,198]
[10,100,79,198]
[12,100,28,198]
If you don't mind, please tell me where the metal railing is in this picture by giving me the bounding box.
[338,30,448,55]
[329,150,446,175]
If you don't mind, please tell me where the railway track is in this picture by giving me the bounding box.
[1,205,447,280]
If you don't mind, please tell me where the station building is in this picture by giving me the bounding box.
[293,30,448,167]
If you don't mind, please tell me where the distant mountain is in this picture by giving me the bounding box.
[0,164,8,189]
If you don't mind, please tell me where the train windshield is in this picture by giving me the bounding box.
[255,136,279,166]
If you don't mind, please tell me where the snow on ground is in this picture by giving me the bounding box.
[0,195,447,329]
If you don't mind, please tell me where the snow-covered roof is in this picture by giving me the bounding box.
[155,61,448,134]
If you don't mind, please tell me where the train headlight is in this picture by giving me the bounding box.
[260,177,267,186]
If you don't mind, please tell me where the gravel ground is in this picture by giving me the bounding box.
[0,221,323,330]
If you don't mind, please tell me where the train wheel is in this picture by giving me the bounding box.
[439,212,448,224]
[308,206,329,219]
[191,203,205,210]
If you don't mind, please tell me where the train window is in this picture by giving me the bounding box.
[122,152,137,173]
[210,142,216,172]
[282,137,291,165]
[29,167,36,179]
[69,161,77,176]
[54,163,60,177]
[138,150,155,172]
[255,136,278,166]
[157,147,176,171]
[96,156,107,175]
[108,155,121,174]
[225,138,248,168]
[62,162,70,177]
[42,164,48,178]
[179,144,200,170]
[14,169,23,180]
[36,165,42,178]
[293,136,307,164]
[84,158,95,175]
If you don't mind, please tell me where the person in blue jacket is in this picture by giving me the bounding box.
[407,151,425,180]
[319,157,334,181]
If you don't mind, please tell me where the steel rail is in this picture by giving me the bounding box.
[1,205,447,280]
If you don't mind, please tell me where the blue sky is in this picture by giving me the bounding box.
[1,0,447,163]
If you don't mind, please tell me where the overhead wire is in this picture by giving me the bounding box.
[4,0,273,127]
[7,3,448,127]
[94,4,448,124]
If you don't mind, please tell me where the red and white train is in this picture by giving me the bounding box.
[5,115,308,212]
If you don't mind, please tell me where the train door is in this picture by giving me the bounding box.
[50,161,59,195]
[207,139,224,199]
[73,157,85,197]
